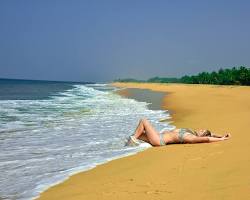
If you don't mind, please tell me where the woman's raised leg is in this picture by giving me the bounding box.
[133,118,161,146]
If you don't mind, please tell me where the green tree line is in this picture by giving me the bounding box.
[114,66,250,86]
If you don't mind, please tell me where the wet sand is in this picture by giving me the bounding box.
[115,88,166,110]
[37,82,250,200]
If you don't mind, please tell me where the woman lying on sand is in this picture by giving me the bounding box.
[126,118,230,146]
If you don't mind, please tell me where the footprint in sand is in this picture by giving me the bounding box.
[145,189,172,195]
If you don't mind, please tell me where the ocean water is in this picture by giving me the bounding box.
[0,79,174,200]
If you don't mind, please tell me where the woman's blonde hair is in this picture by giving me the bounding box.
[193,129,211,136]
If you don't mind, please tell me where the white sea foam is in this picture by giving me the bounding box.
[0,84,174,200]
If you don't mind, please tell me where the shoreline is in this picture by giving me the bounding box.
[38,82,250,200]
[34,85,169,200]
[115,87,167,111]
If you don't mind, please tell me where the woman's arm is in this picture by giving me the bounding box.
[186,136,228,143]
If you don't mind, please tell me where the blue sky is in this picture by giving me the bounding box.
[0,0,250,82]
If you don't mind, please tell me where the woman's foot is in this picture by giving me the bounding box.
[125,136,141,146]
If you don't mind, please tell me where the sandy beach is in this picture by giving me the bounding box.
[38,82,250,200]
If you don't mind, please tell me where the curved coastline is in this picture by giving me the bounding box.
[37,82,250,200]
[33,84,170,200]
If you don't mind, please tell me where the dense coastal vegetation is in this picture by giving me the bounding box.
[115,66,250,86]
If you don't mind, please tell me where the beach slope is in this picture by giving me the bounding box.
[38,83,250,200]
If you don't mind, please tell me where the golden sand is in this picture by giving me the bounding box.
[38,83,250,200]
